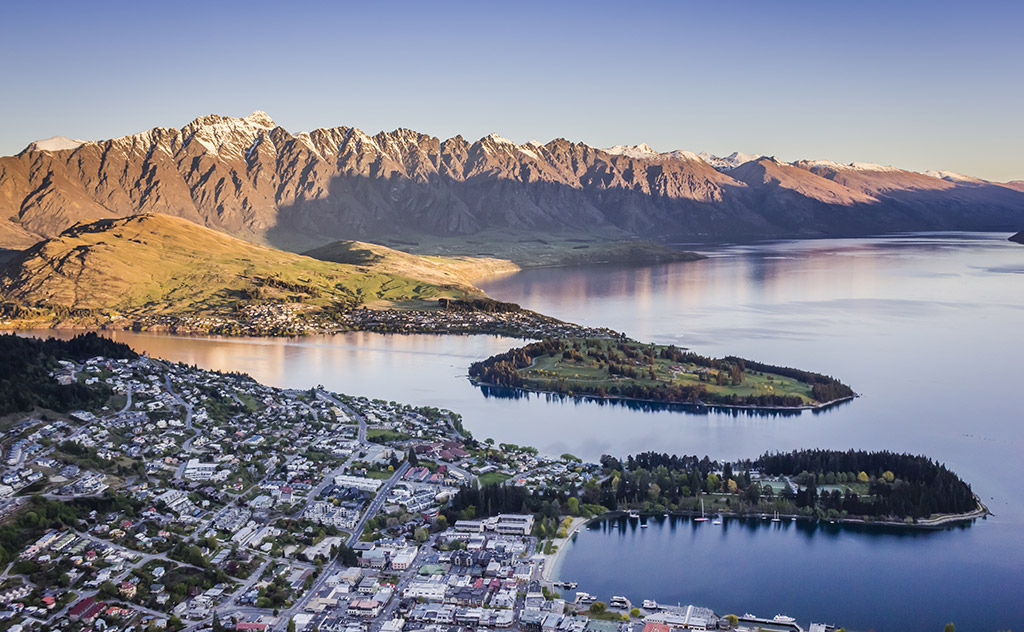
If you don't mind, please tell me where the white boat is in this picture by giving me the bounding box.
[773,614,796,623]
[640,523,648,528]
[627,510,640,519]
[771,511,781,523]
[642,599,659,610]
[712,517,722,525]
[694,498,709,522]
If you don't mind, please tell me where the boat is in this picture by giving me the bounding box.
[640,523,648,528]
[790,516,796,522]
[627,510,640,519]
[773,614,797,624]
[610,596,631,609]
[712,517,722,525]
[694,498,709,522]
[576,592,596,604]
[663,513,670,518]
[771,511,781,523]
[554,580,578,589]
[642,599,660,610]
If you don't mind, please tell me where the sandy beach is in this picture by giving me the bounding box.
[540,516,590,583]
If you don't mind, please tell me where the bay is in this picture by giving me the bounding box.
[23,232,1024,630]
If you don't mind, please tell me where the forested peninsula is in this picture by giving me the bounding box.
[445,449,985,527]
[468,338,855,409]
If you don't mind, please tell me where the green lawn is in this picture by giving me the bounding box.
[523,339,814,403]
[478,472,511,486]
[366,428,413,444]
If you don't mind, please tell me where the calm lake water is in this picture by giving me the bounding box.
[25,232,1024,630]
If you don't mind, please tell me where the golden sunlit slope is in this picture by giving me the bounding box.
[303,240,520,286]
[0,214,481,321]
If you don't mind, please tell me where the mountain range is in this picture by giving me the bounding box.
[2,111,1022,252]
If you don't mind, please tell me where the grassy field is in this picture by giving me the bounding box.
[366,428,413,444]
[477,471,512,486]
[524,339,815,403]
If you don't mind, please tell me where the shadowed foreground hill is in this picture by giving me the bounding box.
[1010,231,1024,245]
[0,214,481,326]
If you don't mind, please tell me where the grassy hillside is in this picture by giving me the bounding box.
[0,214,482,326]
[370,230,706,269]
[303,240,520,285]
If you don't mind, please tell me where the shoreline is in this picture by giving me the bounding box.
[471,379,857,413]
[582,500,988,533]
[540,517,590,585]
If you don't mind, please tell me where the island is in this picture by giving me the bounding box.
[0,333,982,632]
[469,338,855,409]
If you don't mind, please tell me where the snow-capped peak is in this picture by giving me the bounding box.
[697,151,761,170]
[603,143,659,158]
[922,169,986,183]
[800,159,901,173]
[482,133,516,145]
[243,110,276,128]
[26,136,86,153]
[666,149,703,162]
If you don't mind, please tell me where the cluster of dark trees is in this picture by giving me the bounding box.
[0,497,81,565]
[0,333,137,415]
[438,297,524,313]
[445,448,978,525]
[469,339,849,408]
[756,450,977,518]
[443,481,567,524]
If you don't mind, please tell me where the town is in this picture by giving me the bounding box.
[0,349,842,632]
[100,302,624,341]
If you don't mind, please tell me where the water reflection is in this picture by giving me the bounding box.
[476,384,816,417]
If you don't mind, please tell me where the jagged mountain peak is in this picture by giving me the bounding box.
[1,111,1021,252]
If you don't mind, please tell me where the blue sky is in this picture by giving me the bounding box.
[2,0,1021,180]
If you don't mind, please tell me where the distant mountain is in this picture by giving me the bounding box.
[1,111,1021,252]
[0,214,479,325]
[1010,231,1024,245]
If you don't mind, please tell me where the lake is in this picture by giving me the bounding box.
[24,232,1024,630]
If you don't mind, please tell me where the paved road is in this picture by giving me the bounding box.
[273,461,412,631]
[317,390,366,443]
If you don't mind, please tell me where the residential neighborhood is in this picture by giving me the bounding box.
[0,351,836,632]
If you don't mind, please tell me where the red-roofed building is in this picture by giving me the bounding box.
[642,624,671,632]
[235,623,268,632]
[68,597,96,621]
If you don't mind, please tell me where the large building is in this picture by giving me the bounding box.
[334,474,383,492]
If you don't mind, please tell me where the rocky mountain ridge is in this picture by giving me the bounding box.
[2,111,1021,251]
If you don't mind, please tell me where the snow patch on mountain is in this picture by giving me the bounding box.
[27,136,86,152]
[801,159,902,173]
[923,170,986,183]
[602,144,659,159]
[698,151,761,170]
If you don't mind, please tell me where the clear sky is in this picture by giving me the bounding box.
[2,0,1022,181]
